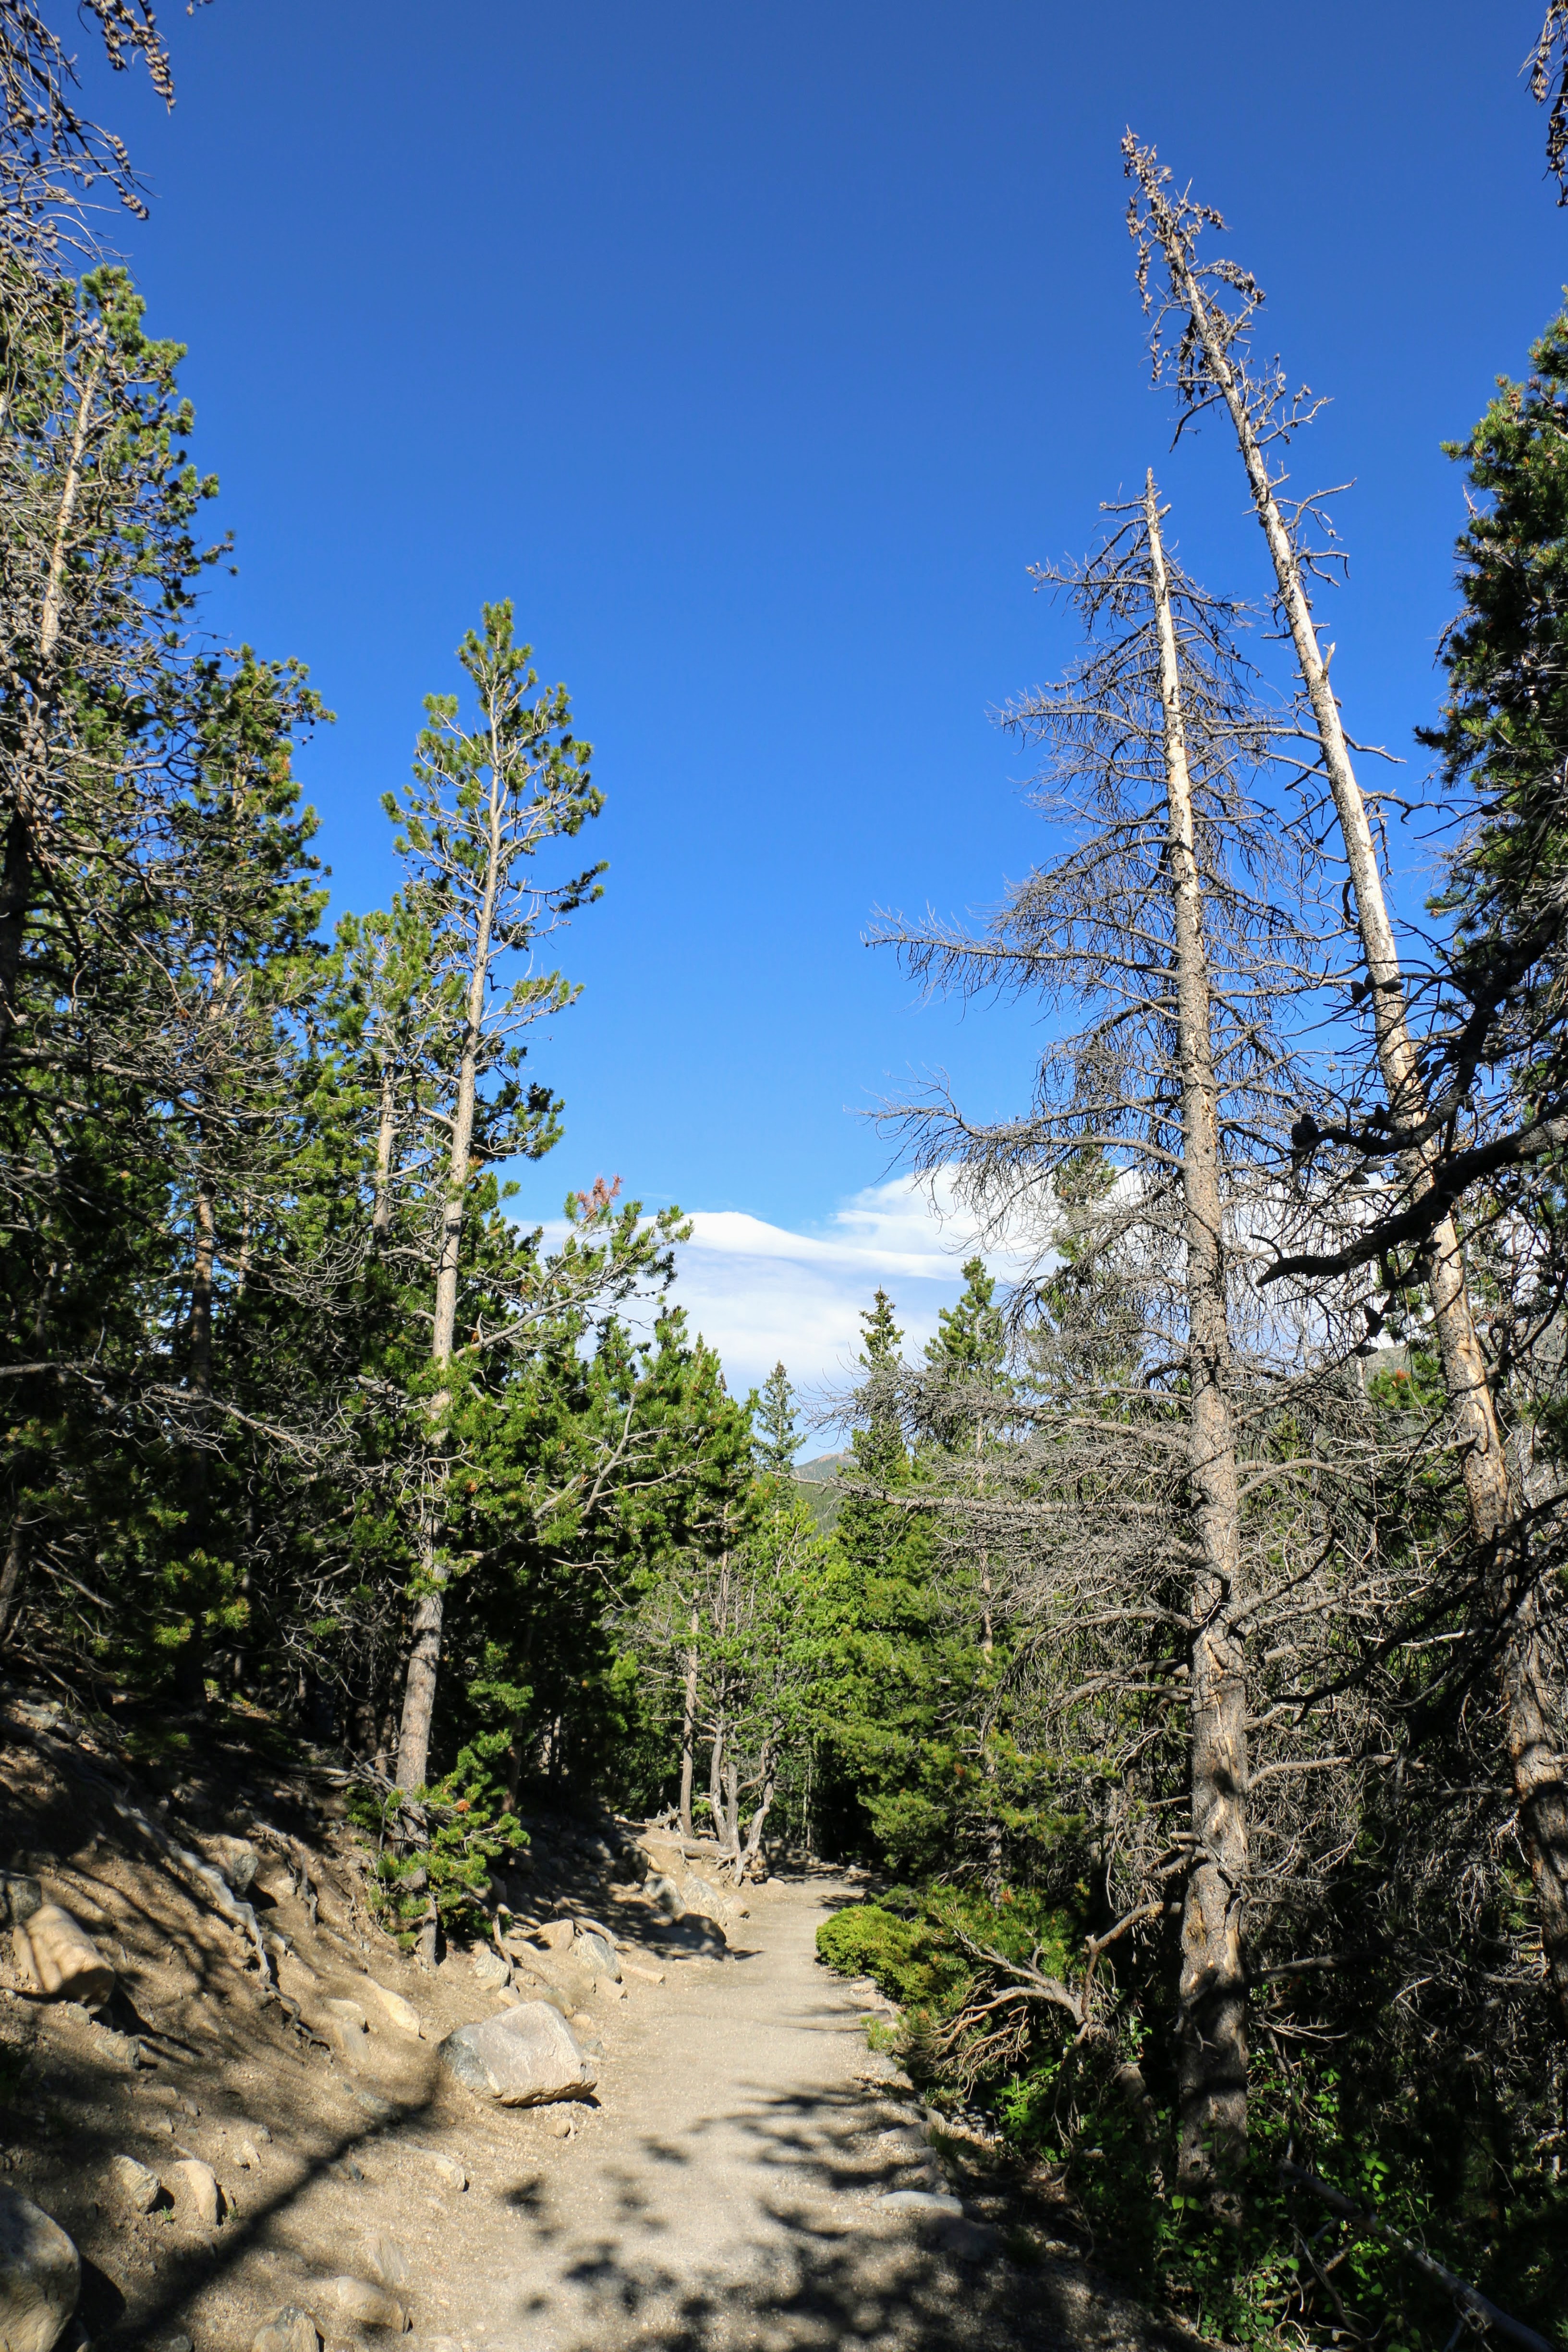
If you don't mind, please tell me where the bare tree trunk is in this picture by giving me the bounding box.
[395,753,503,1793]
[708,1715,725,1842]
[679,1613,698,1840]
[1147,474,1250,2190]
[723,1756,740,1857]
[371,1055,396,1247]
[0,354,100,1050]
[0,1508,26,1645]
[737,1742,778,1881]
[1128,158,1568,2030]
[172,1175,218,1708]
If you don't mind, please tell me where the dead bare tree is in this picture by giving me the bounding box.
[1123,134,1568,2034]
[872,482,1361,2195]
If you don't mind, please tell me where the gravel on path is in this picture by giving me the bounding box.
[441,1873,1164,2352]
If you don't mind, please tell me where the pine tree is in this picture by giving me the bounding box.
[753,1361,800,1481]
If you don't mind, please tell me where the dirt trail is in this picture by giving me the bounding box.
[419,1876,1153,2352]
[0,1722,1165,2352]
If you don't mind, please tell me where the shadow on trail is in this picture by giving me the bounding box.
[493,2076,1136,2352]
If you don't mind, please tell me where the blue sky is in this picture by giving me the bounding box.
[86,1,1566,1394]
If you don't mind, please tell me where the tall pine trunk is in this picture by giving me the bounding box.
[395,772,501,1792]
[0,354,100,1049]
[1147,475,1250,2187]
[679,1609,699,1839]
[1128,149,1568,2028]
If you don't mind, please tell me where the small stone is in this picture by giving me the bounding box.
[320,1998,368,2036]
[253,2308,320,2352]
[356,2233,409,2291]
[0,2188,79,2352]
[315,2277,407,2331]
[361,1982,422,2039]
[469,1948,510,1992]
[146,2114,175,2138]
[878,2189,963,2216]
[568,2012,595,2035]
[237,2142,262,2171]
[168,2158,221,2228]
[547,2113,572,2139]
[410,2150,466,2192]
[199,1834,259,1894]
[108,2154,160,2213]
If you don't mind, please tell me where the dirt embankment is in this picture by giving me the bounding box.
[0,1702,1179,2352]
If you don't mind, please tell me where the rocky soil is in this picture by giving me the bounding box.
[0,1698,1189,2352]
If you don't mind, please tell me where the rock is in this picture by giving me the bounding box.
[351,2087,396,2124]
[409,2149,466,2191]
[168,2158,221,2228]
[469,1947,510,1992]
[567,2011,595,2035]
[0,2187,79,2352]
[320,1997,368,2034]
[108,2155,160,2213]
[878,2190,963,2217]
[312,1878,358,1935]
[237,2142,263,2170]
[0,1877,41,1928]
[314,2277,407,2331]
[12,1907,113,2011]
[200,1835,259,1895]
[679,1871,734,1922]
[361,1982,422,2038]
[310,1998,368,2055]
[663,1915,727,1955]
[356,2234,410,2291]
[571,1928,620,1983]
[438,2001,596,2107]
[253,2309,319,2352]
[533,1920,574,1954]
[547,2112,573,2139]
[645,1875,685,1921]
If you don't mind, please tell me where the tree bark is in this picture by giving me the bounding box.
[1129,158,1568,2031]
[679,1613,699,1840]
[1147,474,1250,2189]
[371,1054,396,1248]
[395,722,503,1793]
[0,353,100,1052]
[0,1508,26,1645]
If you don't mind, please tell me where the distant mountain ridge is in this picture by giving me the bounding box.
[792,1450,850,1484]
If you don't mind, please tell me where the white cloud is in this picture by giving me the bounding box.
[663,1170,1046,1418]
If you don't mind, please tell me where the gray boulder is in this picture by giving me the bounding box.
[438,2000,596,2106]
[469,1946,511,1991]
[571,1926,620,1982]
[0,2189,79,2352]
